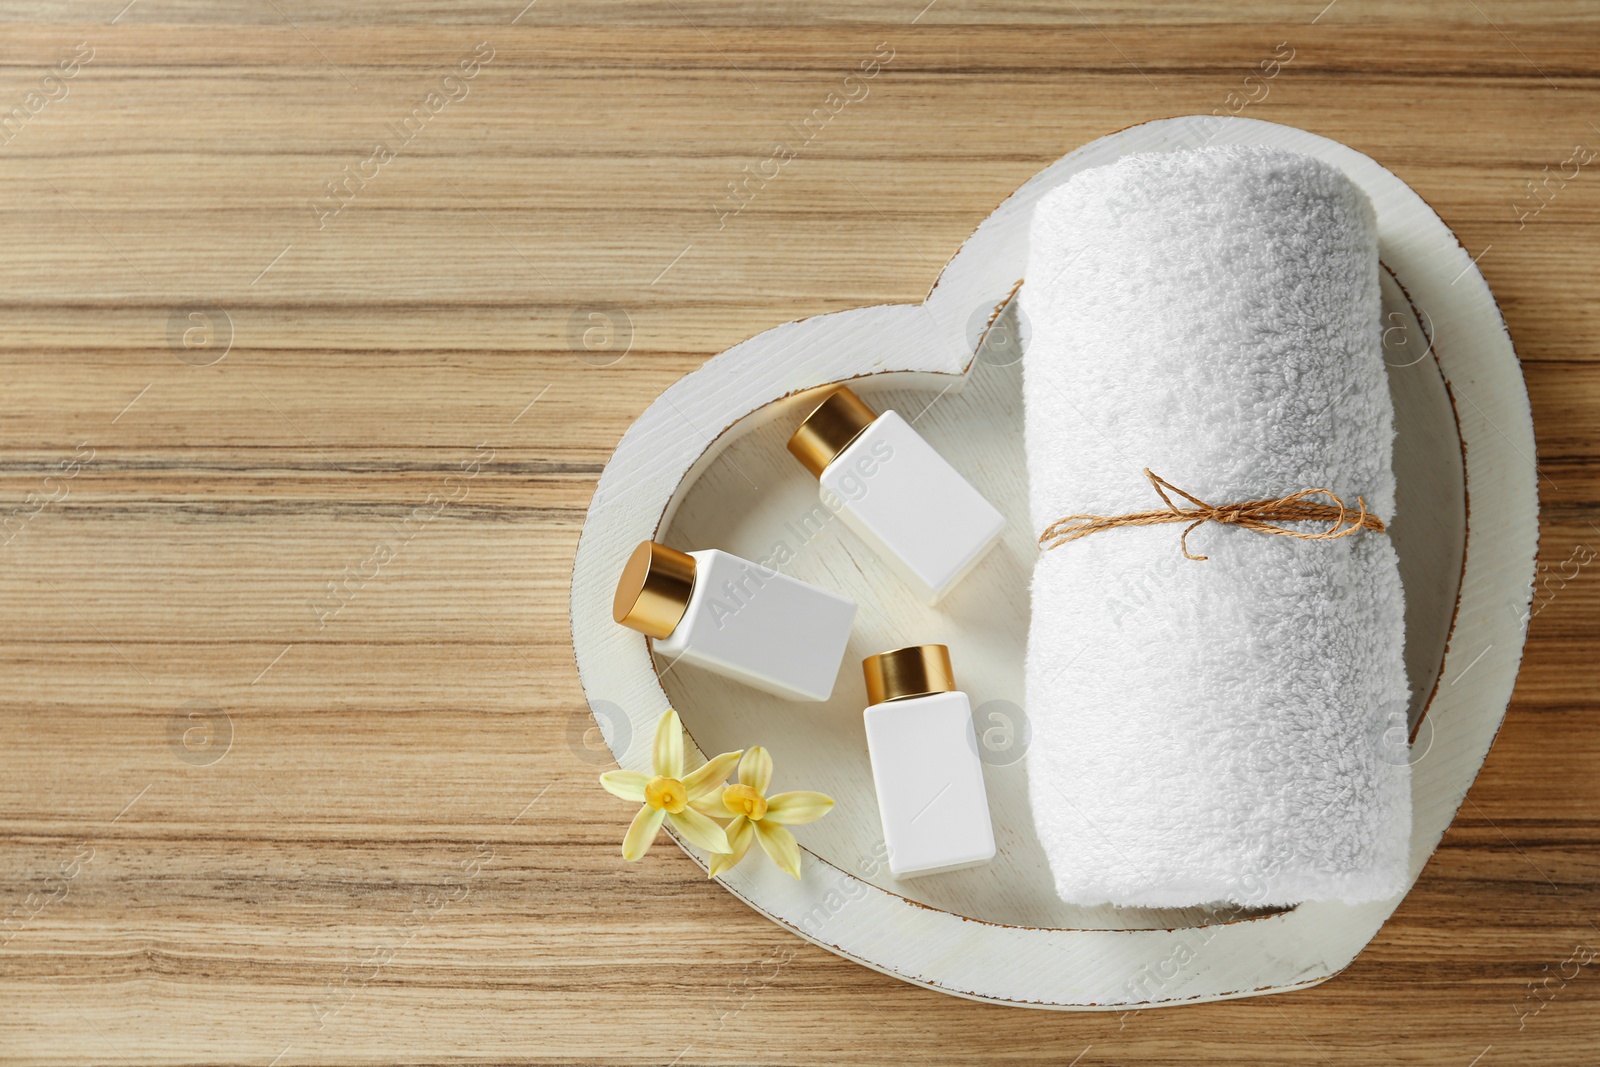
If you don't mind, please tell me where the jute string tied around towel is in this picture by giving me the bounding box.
[1038,469,1388,562]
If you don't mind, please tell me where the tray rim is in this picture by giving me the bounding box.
[568,114,1537,1009]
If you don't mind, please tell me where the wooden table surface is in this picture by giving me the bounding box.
[2,3,1597,1064]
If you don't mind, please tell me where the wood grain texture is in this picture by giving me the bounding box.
[0,3,1596,1064]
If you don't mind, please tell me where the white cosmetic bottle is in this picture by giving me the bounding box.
[612,540,856,702]
[787,387,1004,604]
[860,644,995,878]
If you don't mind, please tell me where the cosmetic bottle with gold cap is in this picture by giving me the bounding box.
[861,644,995,878]
[787,386,1004,605]
[613,540,856,702]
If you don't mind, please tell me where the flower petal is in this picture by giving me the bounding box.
[652,708,683,779]
[681,750,743,799]
[598,770,649,802]
[621,805,666,861]
[763,790,835,826]
[668,806,732,854]
[708,815,754,878]
[688,788,732,818]
[753,819,802,879]
[738,746,773,794]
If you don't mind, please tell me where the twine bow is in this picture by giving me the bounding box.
[1038,469,1387,561]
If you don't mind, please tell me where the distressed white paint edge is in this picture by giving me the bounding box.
[569,116,1537,1008]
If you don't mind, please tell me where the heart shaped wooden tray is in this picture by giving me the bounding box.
[570,116,1537,1008]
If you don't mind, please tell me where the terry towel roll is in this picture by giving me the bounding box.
[1021,146,1411,909]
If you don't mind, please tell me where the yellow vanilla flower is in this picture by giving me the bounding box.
[691,745,834,879]
[599,708,741,861]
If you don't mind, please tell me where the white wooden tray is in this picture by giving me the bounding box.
[569,116,1537,1008]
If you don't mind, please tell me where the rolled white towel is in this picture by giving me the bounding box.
[1021,146,1411,909]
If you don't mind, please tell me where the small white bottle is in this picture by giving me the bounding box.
[860,644,995,878]
[612,540,856,702]
[787,387,1004,604]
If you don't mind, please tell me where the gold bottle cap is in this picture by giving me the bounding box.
[613,540,697,639]
[863,644,956,706]
[786,386,878,479]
